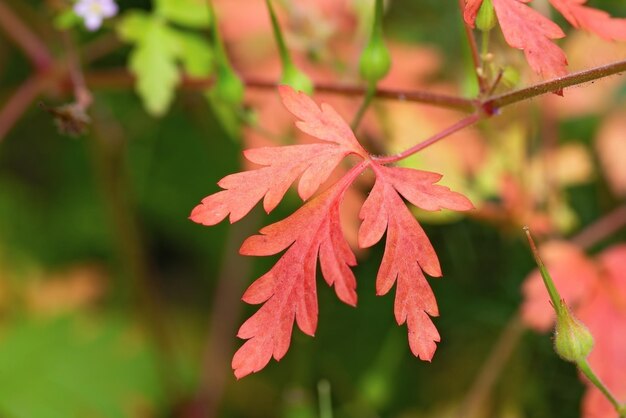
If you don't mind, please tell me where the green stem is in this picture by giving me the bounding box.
[266,0,293,69]
[318,380,333,418]
[351,87,375,131]
[577,360,624,416]
[523,227,563,312]
[481,30,489,59]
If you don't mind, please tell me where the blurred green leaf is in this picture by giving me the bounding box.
[116,11,151,43]
[0,316,161,418]
[54,10,81,30]
[175,32,213,77]
[118,14,181,116]
[155,0,211,28]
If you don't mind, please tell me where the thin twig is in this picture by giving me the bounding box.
[83,59,626,119]
[483,59,626,113]
[80,70,478,112]
[62,31,92,109]
[372,113,481,164]
[458,0,487,94]
[89,107,179,404]
[456,314,525,418]
[0,77,44,141]
[351,87,375,131]
[0,0,53,70]
[188,215,257,418]
[571,205,626,249]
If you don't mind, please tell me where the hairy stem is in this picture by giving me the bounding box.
[483,59,626,113]
[577,360,624,415]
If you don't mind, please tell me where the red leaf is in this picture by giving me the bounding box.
[578,246,626,418]
[549,0,626,41]
[492,0,568,78]
[232,163,366,378]
[190,86,367,226]
[191,88,474,378]
[463,0,484,27]
[358,165,473,360]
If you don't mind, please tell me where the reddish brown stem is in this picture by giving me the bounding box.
[82,58,626,118]
[458,0,487,94]
[482,59,626,113]
[0,77,44,141]
[81,70,478,112]
[0,0,53,70]
[571,205,626,249]
[62,32,93,109]
[372,113,481,164]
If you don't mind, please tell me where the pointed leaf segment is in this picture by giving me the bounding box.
[464,0,626,78]
[190,86,474,378]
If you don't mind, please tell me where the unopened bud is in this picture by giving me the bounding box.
[213,67,244,106]
[476,0,496,32]
[359,0,391,86]
[359,36,391,86]
[281,65,314,95]
[554,301,594,363]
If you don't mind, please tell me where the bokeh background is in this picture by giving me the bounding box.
[1,0,626,417]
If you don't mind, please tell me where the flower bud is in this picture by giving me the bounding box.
[476,0,496,32]
[359,36,391,86]
[281,65,314,95]
[359,0,391,86]
[213,67,244,106]
[554,301,594,363]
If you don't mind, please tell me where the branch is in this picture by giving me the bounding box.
[571,205,626,249]
[80,70,478,112]
[0,0,53,70]
[82,59,626,118]
[458,0,487,94]
[0,77,43,141]
[482,59,626,113]
[372,113,482,164]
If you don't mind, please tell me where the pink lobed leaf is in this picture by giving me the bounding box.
[358,164,474,360]
[232,163,366,378]
[492,0,568,78]
[549,0,626,41]
[190,86,366,226]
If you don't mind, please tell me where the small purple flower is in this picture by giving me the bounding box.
[73,0,118,31]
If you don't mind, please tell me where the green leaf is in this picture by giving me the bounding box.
[0,316,162,418]
[117,11,151,42]
[174,32,213,77]
[156,0,211,28]
[124,17,181,116]
[54,9,81,30]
